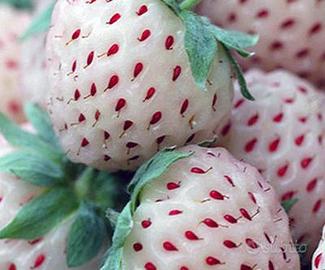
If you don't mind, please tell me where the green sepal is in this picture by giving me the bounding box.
[128,148,192,213]
[209,26,259,57]
[0,0,33,9]
[21,1,55,40]
[106,209,120,229]
[24,103,60,148]
[0,112,62,160]
[281,198,299,213]
[0,151,64,186]
[161,0,181,14]
[0,187,78,240]
[67,202,107,267]
[179,11,217,90]
[223,45,255,101]
[100,203,133,270]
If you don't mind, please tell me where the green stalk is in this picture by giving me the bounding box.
[179,0,202,10]
[74,167,97,200]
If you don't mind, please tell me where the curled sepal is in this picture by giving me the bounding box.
[67,202,107,267]
[0,187,78,240]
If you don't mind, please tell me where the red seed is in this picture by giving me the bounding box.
[169,209,183,216]
[107,75,119,90]
[185,231,200,240]
[141,219,152,229]
[240,208,252,220]
[143,87,156,101]
[163,241,178,251]
[133,62,144,78]
[224,214,238,224]
[81,138,89,147]
[167,182,180,190]
[306,178,318,192]
[33,254,45,268]
[150,112,162,125]
[210,190,226,200]
[144,262,156,270]
[245,138,257,152]
[172,65,182,81]
[107,44,119,56]
[301,157,313,169]
[138,29,151,41]
[180,99,189,116]
[8,264,16,270]
[277,164,289,177]
[247,114,259,126]
[269,138,280,152]
[108,13,121,24]
[115,98,126,112]
[165,35,174,50]
[137,5,148,16]
[206,256,222,265]
[246,238,259,249]
[223,240,237,248]
[133,242,143,252]
[202,218,219,228]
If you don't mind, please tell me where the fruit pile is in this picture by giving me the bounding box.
[0,0,323,269]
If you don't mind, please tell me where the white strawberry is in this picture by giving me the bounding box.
[218,69,325,257]
[0,105,128,269]
[0,143,102,270]
[21,0,53,107]
[102,145,300,270]
[313,225,325,270]
[196,0,325,88]
[45,0,256,172]
[0,5,30,122]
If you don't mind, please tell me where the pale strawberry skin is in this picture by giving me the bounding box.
[123,146,300,270]
[312,225,325,270]
[219,69,325,257]
[46,0,234,172]
[0,139,102,270]
[196,0,325,88]
[0,5,30,123]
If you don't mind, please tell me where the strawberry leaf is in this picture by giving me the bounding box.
[180,11,217,90]
[0,112,62,160]
[21,0,55,40]
[100,203,133,270]
[24,103,60,148]
[209,26,258,57]
[67,202,107,267]
[128,148,192,213]
[281,198,299,213]
[0,187,78,240]
[223,45,255,101]
[0,151,64,186]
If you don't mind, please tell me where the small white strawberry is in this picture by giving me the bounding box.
[45,0,256,172]
[0,105,128,269]
[196,0,325,88]
[102,145,300,270]
[219,69,325,257]
[312,225,325,270]
[0,5,30,122]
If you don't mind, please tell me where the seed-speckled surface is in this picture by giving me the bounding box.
[196,0,325,88]
[0,5,30,122]
[122,146,300,270]
[46,0,234,172]
[219,69,325,256]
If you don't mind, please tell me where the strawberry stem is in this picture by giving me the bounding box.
[75,167,97,200]
[179,0,202,10]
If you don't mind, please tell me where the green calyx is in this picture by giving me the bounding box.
[0,104,128,268]
[101,149,192,270]
[162,0,258,100]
